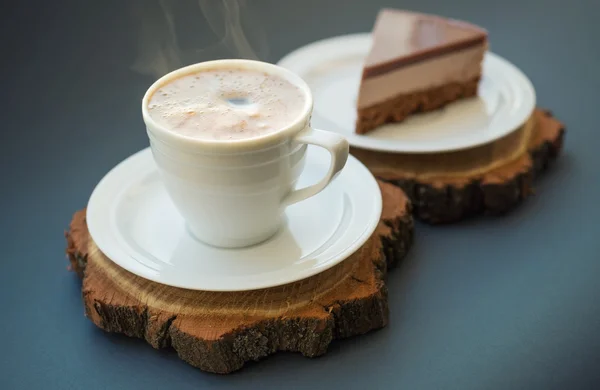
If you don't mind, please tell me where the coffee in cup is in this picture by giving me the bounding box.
[142,60,349,248]
[147,67,307,141]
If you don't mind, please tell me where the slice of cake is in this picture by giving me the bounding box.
[356,9,488,134]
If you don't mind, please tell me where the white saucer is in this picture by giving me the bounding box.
[86,147,382,292]
[278,33,536,153]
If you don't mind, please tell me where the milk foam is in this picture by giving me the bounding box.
[148,68,306,141]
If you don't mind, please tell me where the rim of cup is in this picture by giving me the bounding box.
[141,59,314,153]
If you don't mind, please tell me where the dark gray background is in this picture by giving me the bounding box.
[2,0,599,389]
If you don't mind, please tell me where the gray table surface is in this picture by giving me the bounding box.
[2,0,599,389]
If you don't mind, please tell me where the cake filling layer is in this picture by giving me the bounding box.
[355,77,479,134]
[357,45,485,109]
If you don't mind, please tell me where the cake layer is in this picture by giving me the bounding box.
[363,9,487,78]
[356,77,480,134]
[357,45,485,109]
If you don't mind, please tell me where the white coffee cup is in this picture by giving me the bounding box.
[141,59,349,248]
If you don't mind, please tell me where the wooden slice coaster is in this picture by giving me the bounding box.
[351,108,565,223]
[65,181,413,374]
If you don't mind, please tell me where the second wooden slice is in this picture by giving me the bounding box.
[351,109,565,223]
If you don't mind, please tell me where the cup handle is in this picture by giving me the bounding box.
[281,127,349,208]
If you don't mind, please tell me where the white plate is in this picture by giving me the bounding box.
[278,33,536,153]
[86,147,382,291]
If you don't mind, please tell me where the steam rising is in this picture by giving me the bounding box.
[131,0,269,78]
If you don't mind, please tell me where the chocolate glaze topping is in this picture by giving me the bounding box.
[363,9,488,79]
